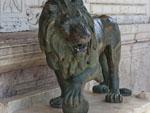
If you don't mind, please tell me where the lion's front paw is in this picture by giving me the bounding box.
[63,83,82,107]
[105,92,123,103]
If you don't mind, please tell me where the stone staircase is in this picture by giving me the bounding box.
[0,88,150,113]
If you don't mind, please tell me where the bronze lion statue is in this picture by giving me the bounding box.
[39,0,131,113]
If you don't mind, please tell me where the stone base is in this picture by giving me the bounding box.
[16,95,150,113]
[0,88,60,113]
[0,88,150,113]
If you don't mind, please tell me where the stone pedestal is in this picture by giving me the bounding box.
[16,94,150,113]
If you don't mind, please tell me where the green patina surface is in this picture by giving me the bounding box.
[39,0,101,80]
[39,0,131,113]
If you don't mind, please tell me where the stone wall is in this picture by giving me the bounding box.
[0,0,47,32]
[0,0,59,96]
[0,0,150,98]
[84,0,150,93]
[0,65,57,98]
[0,32,58,98]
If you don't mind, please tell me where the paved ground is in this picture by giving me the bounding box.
[16,92,150,113]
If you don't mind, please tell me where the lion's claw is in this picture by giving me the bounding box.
[105,93,123,103]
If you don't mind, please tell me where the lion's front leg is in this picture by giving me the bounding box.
[63,80,82,107]
[46,53,65,108]
[62,66,97,113]
[105,45,123,103]
[49,70,65,108]
[62,79,89,113]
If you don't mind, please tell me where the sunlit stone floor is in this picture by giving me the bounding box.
[16,92,150,113]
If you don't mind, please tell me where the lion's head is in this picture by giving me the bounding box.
[54,2,93,53]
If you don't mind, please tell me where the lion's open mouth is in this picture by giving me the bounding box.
[73,44,87,53]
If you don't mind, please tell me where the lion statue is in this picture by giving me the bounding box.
[38,0,131,113]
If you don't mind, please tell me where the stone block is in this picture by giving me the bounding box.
[137,24,150,33]
[136,32,150,42]
[0,88,60,113]
[119,24,138,35]
[90,4,146,15]
[14,91,150,113]
[121,34,136,44]
[0,88,150,113]
[0,32,46,73]
[111,15,149,24]
[86,0,147,4]
[0,65,57,98]
[130,42,150,93]
[119,44,133,89]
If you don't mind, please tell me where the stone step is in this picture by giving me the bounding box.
[0,88,150,113]
[15,92,150,113]
[0,88,61,113]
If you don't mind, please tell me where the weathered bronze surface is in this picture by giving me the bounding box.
[39,0,132,113]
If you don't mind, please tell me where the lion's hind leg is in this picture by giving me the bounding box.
[104,43,124,103]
